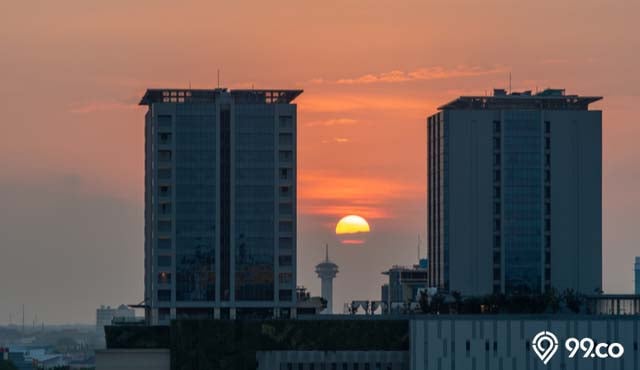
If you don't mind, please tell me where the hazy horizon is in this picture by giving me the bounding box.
[1,0,639,324]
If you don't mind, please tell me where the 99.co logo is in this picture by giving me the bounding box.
[564,337,624,359]
[532,331,624,365]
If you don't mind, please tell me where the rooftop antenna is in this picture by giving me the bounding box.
[189,80,192,89]
[325,243,329,262]
[217,69,220,88]
[509,72,512,94]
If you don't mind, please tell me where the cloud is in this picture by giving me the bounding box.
[321,137,351,144]
[298,171,423,220]
[298,94,432,113]
[311,65,506,85]
[305,118,359,127]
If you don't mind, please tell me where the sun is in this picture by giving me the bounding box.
[335,215,370,245]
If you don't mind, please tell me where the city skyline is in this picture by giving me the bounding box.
[2,0,640,324]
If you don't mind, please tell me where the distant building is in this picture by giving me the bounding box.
[96,305,135,331]
[140,88,301,323]
[256,351,408,370]
[428,88,602,296]
[315,244,338,314]
[294,287,326,316]
[381,260,428,313]
[636,257,640,294]
[2,347,31,370]
[32,353,66,369]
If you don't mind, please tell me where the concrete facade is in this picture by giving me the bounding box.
[427,89,602,296]
[140,89,301,323]
[635,257,640,294]
[256,351,409,370]
[96,349,170,370]
[410,316,638,370]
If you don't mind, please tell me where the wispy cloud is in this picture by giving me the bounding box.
[298,171,423,220]
[305,118,359,127]
[321,137,350,144]
[311,65,506,85]
[298,94,432,113]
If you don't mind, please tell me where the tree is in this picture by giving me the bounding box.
[0,360,18,370]
[451,291,462,313]
[543,288,561,313]
[562,289,583,314]
[429,293,446,314]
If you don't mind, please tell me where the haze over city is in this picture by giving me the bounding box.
[1,0,639,324]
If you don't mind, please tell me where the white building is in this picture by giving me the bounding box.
[315,244,338,314]
[140,88,301,323]
[96,305,135,331]
[428,89,602,296]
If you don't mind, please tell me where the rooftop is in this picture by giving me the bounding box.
[438,88,602,111]
[139,88,303,106]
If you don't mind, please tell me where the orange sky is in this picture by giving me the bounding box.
[1,0,639,323]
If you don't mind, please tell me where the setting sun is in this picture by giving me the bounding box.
[335,215,371,245]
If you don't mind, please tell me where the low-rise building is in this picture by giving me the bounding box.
[381,260,429,314]
[97,305,136,331]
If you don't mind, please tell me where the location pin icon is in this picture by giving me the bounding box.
[532,331,559,365]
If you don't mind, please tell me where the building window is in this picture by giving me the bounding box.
[278,289,293,301]
[159,132,172,144]
[279,272,293,284]
[159,185,171,196]
[158,115,172,128]
[158,220,171,232]
[158,238,171,249]
[279,221,293,232]
[158,168,171,179]
[280,168,290,180]
[279,203,292,215]
[158,272,172,284]
[157,289,171,301]
[493,120,501,133]
[280,186,291,196]
[279,255,293,266]
[279,237,293,250]
[279,150,293,162]
[279,133,293,146]
[160,202,172,215]
[279,116,293,130]
[158,150,172,162]
[158,255,172,267]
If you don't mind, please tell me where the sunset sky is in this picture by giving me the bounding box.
[1,0,639,323]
